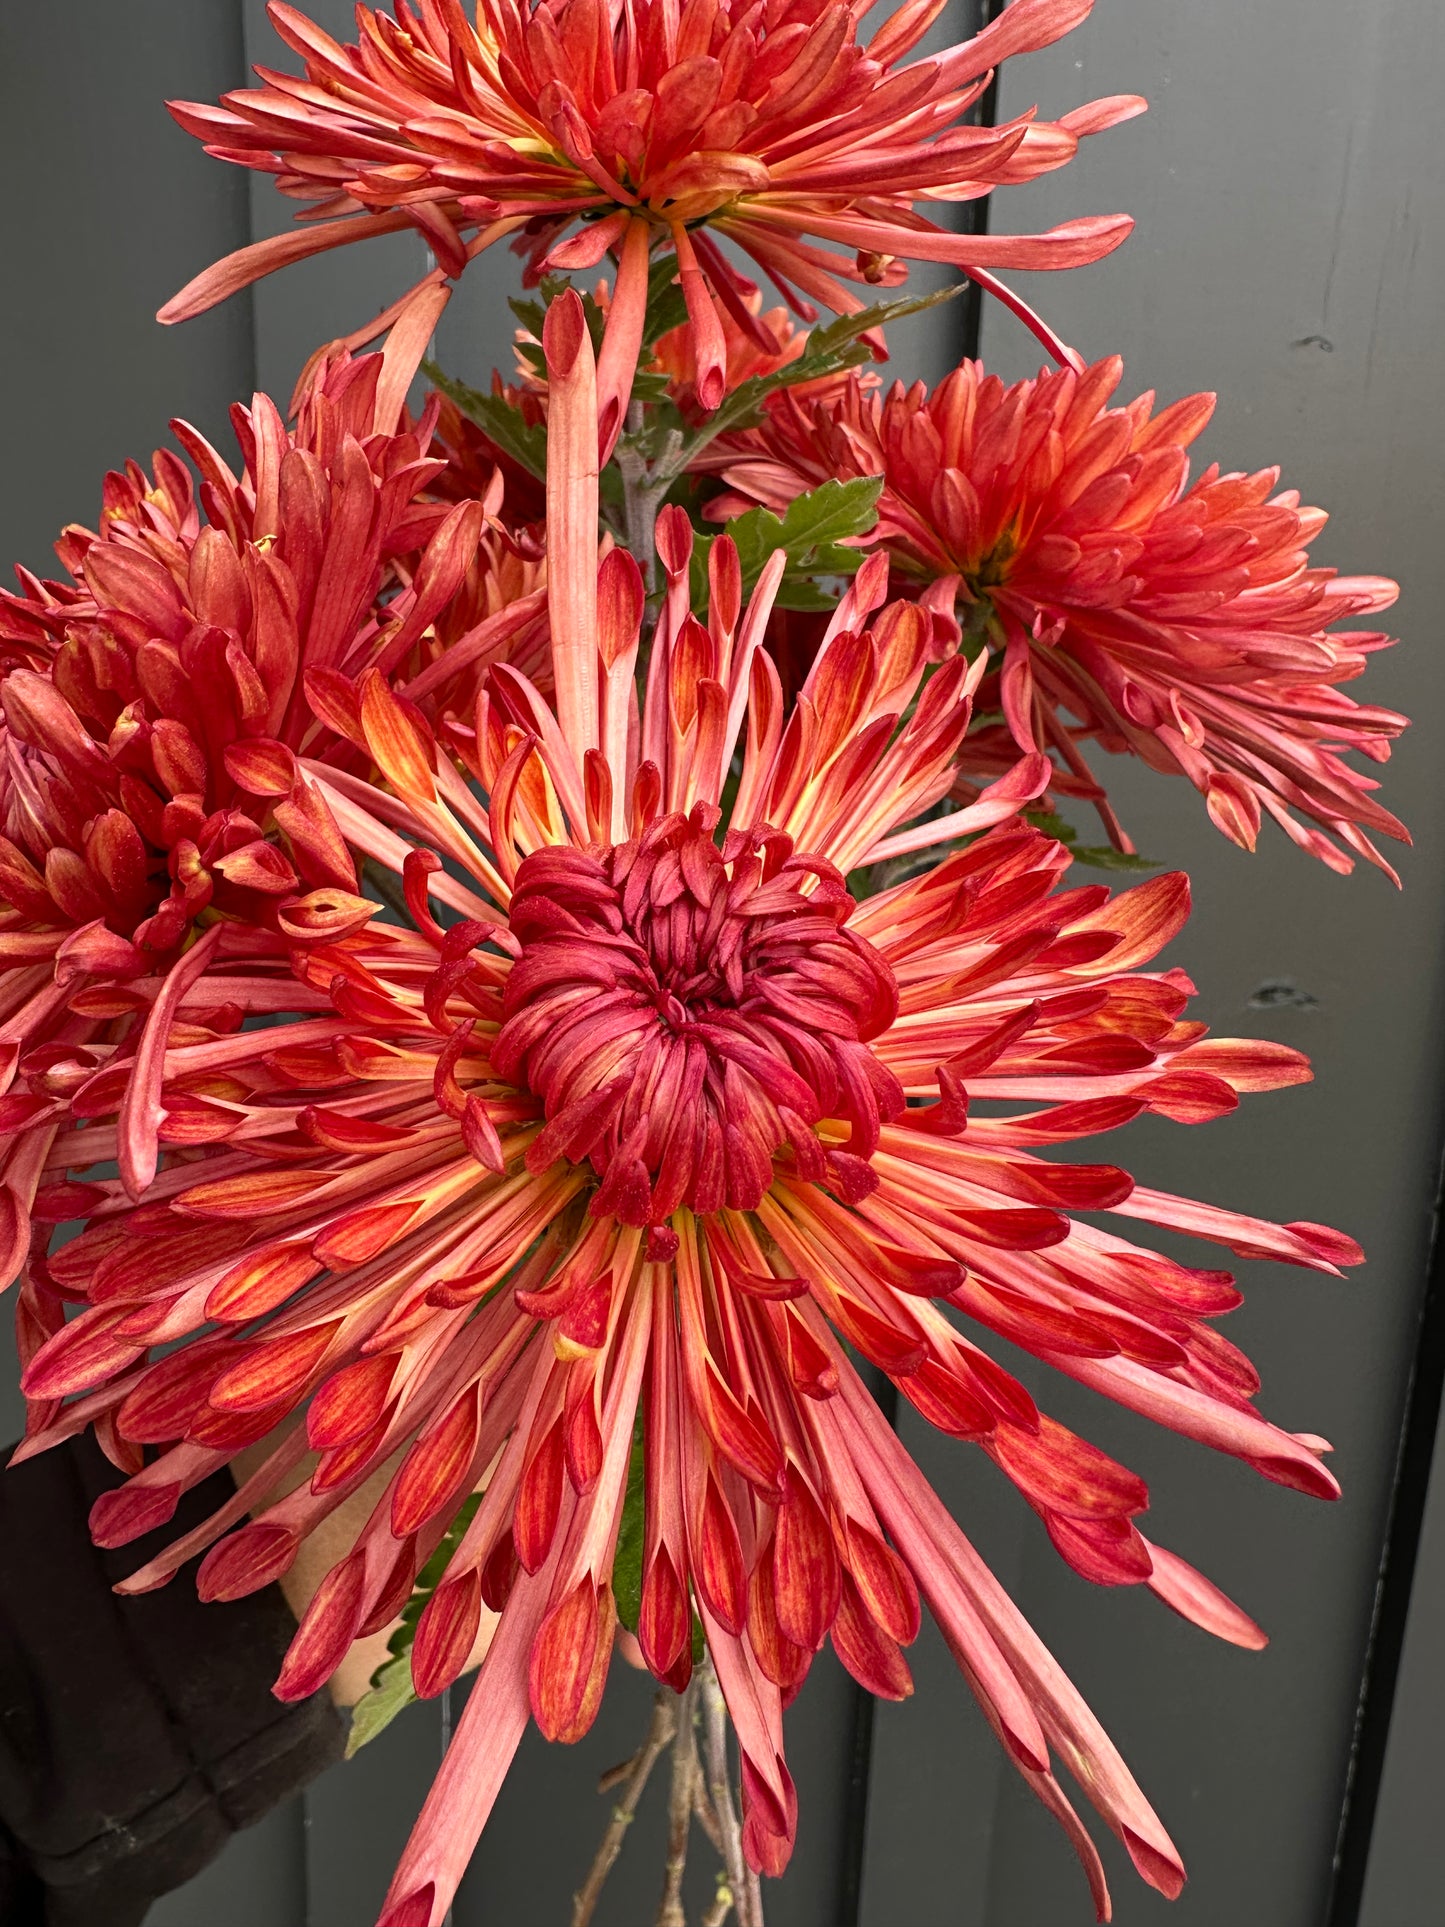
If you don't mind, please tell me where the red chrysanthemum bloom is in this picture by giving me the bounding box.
[0,351,514,1356]
[704,356,1409,876]
[160,0,1143,450]
[11,298,1361,1927]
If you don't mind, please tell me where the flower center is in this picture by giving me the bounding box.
[492,807,903,1226]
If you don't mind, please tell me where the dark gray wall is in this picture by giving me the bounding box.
[2,3,1441,1925]
[0,4,255,579]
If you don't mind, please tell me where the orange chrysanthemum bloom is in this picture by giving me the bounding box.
[705,357,1409,876]
[10,298,1361,1927]
[161,0,1143,449]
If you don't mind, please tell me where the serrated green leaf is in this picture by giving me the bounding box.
[641,253,691,350]
[524,274,609,353]
[1068,846,1162,873]
[629,368,677,404]
[690,476,883,609]
[799,283,965,366]
[676,284,965,466]
[611,1415,646,1634]
[775,475,884,551]
[346,1653,419,1758]
[423,362,548,482]
[1023,810,1159,872]
[506,292,549,341]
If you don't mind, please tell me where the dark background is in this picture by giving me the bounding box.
[1,2,1442,1923]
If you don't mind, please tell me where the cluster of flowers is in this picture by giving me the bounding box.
[0,3,1405,1923]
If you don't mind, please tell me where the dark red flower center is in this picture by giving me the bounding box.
[492,808,903,1226]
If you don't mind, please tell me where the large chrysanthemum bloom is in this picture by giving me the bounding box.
[704,357,1409,877]
[13,296,1360,1926]
[0,351,522,1372]
[160,0,1143,453]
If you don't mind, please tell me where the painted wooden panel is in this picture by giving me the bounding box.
[1357,1398,1445,1926]
[0,1,255,577]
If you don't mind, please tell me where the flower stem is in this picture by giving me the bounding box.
[573,1690,678,1927]
[571,1658,763,1926]
[699,1654,764,1927]
[615,401,683,593]
[701,1885,735,1927]
[656,1676,699,1925]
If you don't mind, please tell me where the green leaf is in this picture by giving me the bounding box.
[422,362,548,482]
[690,476,884,609]
[506,291,549,342]
[346,1652,420,1759]
[769,474,886,551]
[611,1415,646,1635]
[640,252,691,351]
[1067,846,1162,873]
[514,260,687,360]
[683,284,965,458]
[344,1491,485,1757]
[799,283,966,367]
[1023,810,1160,872]
[513,275,609,353]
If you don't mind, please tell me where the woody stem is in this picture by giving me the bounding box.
[573,1690,678,1927]
[699,1653,765,1927]
[656,1675,700,1925]
[616,400,682,593]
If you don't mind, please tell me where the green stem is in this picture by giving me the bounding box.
[616,400,683,591]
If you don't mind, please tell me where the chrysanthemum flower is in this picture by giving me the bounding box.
[0,350,516,1380]
[11,296,1360,1926]
[703,356,1408,875]
[161,0,1143,447]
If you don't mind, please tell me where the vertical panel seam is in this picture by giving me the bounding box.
[1325,1123,1445,1927]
